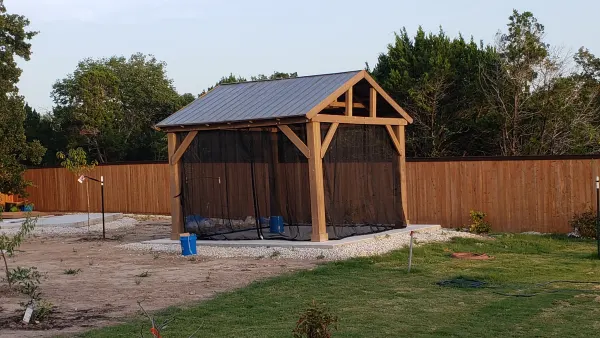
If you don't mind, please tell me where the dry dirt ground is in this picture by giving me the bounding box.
[0,218,317,337]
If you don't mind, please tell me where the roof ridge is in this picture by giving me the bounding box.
[219,70,362,86]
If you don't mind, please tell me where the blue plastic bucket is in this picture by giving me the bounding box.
[180,234,197,256]
[269,216,284,233]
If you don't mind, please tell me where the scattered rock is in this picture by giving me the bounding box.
[119,230,484,261]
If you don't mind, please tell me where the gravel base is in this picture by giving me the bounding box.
[119,229,484,260]
[0,217,138,237]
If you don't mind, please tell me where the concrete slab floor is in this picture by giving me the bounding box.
[0,213,123,229]
[142,224,441,249]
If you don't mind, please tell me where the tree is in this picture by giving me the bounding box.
[371,27,501,157]
[250,71,298,81]
[1,216,36,287]
[201,71,298,95]
[24,104,66,165]
[56,148,98,230]
[0,1,46,195]
[481,10,600,155]
[51,53,192,163]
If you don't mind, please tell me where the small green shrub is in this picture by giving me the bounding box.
[8,266,44,300]
[569,210,597,239]
[293,300,338,338]
[1,215,37,286]
[63,268,82,275]
[34,299,54,321]
[468,210,491,234]
[9,206,18,212]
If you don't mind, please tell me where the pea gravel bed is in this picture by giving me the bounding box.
[0,217,138,237]
[119,230,484,260]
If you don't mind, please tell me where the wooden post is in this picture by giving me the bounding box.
[369,87,376,118]
[306,121,328,241]
[168,133,183,240]
[394,125,409,225]
[345,87,353,116]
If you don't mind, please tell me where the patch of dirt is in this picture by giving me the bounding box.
[450,252,493,260]
[0,218,317,337]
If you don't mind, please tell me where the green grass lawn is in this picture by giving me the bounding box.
[81,234,600,337]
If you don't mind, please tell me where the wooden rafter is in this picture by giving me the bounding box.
[363,72,413,123]
[320,123,339,158]
[170,131,198,165]
[157,117,309,133]
[305,71,365,119]
[369,87,377,118]
[327,101,366,109]
[385,125,402,155]
[278,125,310,158]
[313,115,407,126]
[345,87,353,116]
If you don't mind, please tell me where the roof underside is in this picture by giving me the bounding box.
[156,71,361,128]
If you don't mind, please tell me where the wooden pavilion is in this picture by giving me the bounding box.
[156,70,413,241]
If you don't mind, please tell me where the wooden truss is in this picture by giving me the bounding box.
[164,70,411,241]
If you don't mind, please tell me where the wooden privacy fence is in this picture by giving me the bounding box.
[20,157,600,233]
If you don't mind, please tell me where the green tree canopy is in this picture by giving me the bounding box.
[371,27,500,157]
[0,1,45,195]
[201,71,298,95]
[372,10,600,157]
[51,53,193,162]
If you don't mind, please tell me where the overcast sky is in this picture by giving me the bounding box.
[6,0,599,112]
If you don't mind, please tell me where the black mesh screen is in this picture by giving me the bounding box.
[323,124,403,239]
[179,123,404,241]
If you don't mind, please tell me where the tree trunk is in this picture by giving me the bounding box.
[2,252,10,287]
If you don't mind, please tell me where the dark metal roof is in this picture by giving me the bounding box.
[156,70,361,127]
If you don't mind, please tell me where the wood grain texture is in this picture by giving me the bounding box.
[320,123,339,158]
[385,125,402,155]
[312,115,407,125]
[278,125,310,158]
[369,87,376,118]
[306,121,328,241]
[168,133,183,239]
[170,131,197,165]
[16,158,600,234]
[345,87,353,116]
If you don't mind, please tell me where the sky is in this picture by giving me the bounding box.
[6,0,600,113]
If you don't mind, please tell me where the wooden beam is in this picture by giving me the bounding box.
[320,123,339,158]
[170,131,197,165]
[306,121,328,242]
[345,87,353,116]
[278,125,311,158]
[327,101,366,109]
[363,72,413,123]
[305,71,366,119]
[312,115,407,126]
[385,125,402,155]
[157,117,309,133]
[370,87,377,118]
[394,125,410,225]
[168,133,184,240]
